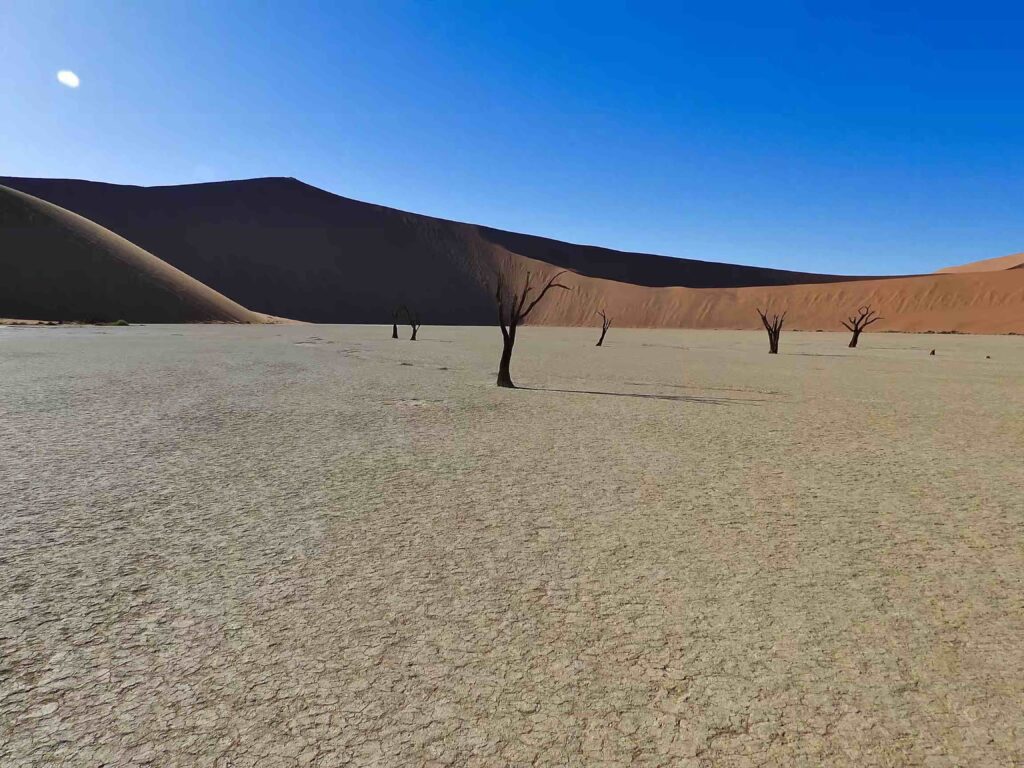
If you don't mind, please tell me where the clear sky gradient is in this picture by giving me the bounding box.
[3,1,1023,274]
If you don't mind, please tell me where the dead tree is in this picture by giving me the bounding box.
[756,307,786,354]
[840,305,881,348]
[595,309,611,347]
[401,305,421,341]
[494,270,571,388]
[391,308,399,339]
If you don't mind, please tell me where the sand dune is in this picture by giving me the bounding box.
[0,176,873,321]
[526,262,1024,334]
[936,251,1024,274]
[483,251,1024,334]
[0,185,263,323]
[2,176,1021,332]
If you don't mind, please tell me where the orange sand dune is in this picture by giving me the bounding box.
[0,185,263,323]
[517,257,1024,334]
[2,176,1021,332]
[936,252,1024,274]
[0,176,874,323]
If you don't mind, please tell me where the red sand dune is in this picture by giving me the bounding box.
[2,176,1021,333]
[0,185,263,323]
[936,252,1024,274]
[519,258,1024,334]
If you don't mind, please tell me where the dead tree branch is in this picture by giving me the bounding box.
[494,269,571,387]
[840,305,882,348]
[756,307,786,354]
[401,305,421,341]
[596,309,611,346]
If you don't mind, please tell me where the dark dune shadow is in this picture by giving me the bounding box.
[477,226,872,288]
[520,386,765,405]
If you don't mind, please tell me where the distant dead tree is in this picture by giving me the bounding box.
[840,305,882,348]
[494,269,571,388]
[391,308,399,339]
[595,309,611,347]
[401,305,421,341]
[756,307,786,354]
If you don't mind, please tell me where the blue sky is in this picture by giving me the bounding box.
[3,2,1023,274]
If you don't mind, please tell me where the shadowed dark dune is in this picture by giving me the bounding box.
[0,185,263,323]
[0,176,869,324]
[2,176,1022,332]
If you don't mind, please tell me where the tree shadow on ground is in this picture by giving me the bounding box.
[639,343,690,351]
[520,386,766,405]
[626,382,782,396]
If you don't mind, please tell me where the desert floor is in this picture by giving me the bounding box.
[1,324,1021,767]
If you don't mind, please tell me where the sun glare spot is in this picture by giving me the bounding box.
[57,70,80,88]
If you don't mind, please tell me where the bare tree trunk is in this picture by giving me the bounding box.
[493,270,570,388]
[757,308,786,354]
[842,305,881,349]
[391,323,398,339]
[595,309,611,347]
[400,305,420,340]
[497,335,515,388]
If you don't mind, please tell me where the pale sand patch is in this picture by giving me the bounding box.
[1,325,1021,766]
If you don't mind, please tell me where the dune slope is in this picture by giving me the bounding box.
[0,176,871,323]
[522,260,1024,334]
[936,252,1024,274]
[0,185,262,323]
[2,176,1021,332]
